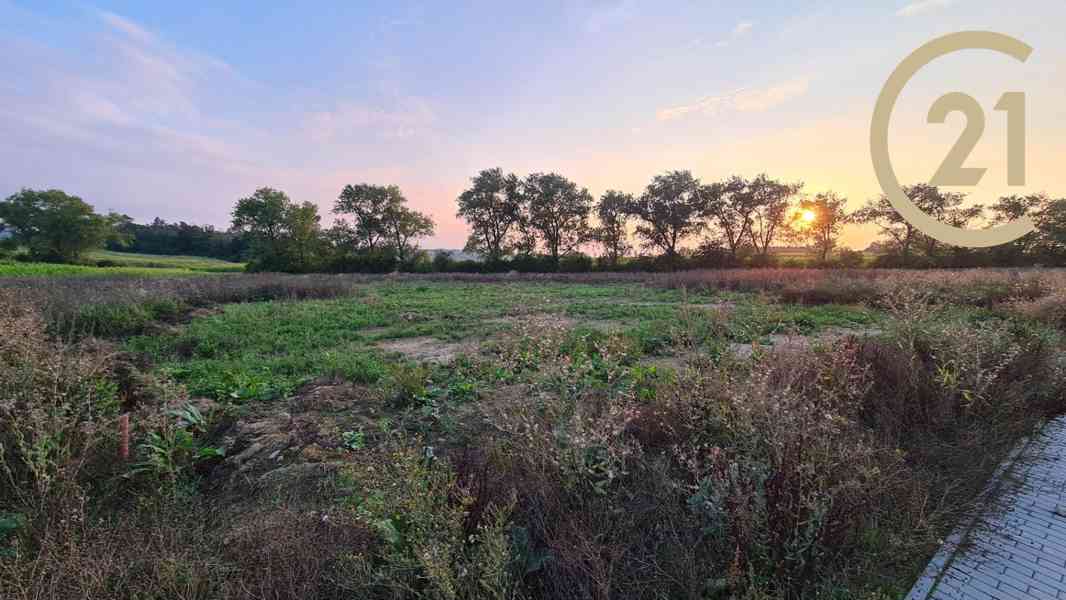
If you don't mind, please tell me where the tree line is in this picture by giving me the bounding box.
[457,168,849,269]
[453,168,1066,270]
[106,218,246,262]
[2,174,1065,271]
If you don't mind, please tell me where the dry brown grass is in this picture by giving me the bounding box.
[5,268,1065,339]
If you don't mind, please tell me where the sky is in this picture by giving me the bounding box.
[1,1,1064,250]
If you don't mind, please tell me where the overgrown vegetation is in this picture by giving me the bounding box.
[1,271,1065,599]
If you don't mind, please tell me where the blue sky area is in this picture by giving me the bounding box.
[2,1,1063,248]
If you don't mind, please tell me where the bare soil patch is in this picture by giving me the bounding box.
[487,312,630,332]
[208,381,382,489]
[376,336,478,364]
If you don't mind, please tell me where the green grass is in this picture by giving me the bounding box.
[127,281,880,402]
[0,251,244,278]
[0,261,211,278]
[86,250,245,272]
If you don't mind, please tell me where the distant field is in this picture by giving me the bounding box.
[0,261,212,278]
[0,250,244,278]
[86,250,245,272]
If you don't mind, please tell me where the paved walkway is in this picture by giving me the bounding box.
[907,417,1066,600]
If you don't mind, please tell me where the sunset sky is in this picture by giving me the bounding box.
[2,1,1064,250]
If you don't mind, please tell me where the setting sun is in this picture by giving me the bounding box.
[801,209,816,223]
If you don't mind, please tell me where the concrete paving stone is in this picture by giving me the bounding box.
[910,417,1066,600]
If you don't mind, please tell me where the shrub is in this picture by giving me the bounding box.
[432,251,454,272]
[1007,291,1066,329]
[0,291,120,514]
[835,248,866,268]
[337,440,519,599]
[558,253,594,273]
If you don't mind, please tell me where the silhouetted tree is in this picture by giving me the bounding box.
[522,172,592,265]
[790,192,850,263]
[855,184,987,265]
[745,174,803,257]
[1033,197,1066,262]
[594,190,632,266]
[703,176,754,260]
[456,168,524,261]
[383,202,435,264]
[626,170,707,265]
[986,194,1046,264]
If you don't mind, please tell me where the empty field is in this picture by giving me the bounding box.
[3,269,1066,599]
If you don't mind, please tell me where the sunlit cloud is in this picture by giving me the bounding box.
[656,77,809,121]
[707,20,755,48]
[896,0,955,17]
[732,21,754,36]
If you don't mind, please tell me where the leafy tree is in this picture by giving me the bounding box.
[383,202,435,264]
[745,174,803,257]
[284,201,325,272]
[985,194,1046,264]
[854,195,919,264]
[626,170,707,264]
[703,176,754,260]
[854,184,976,264]
[522,172,593,264]
[594,190,632,266]
[990,194,1046,224]
[456,168,525,261]
[0,189,129,262]
[857,185,942,263]
[1032,197,1066,262]
[790,192,850,263]
[323,221,359,258]
[232,188,292,248]
[232,188,292,268]
[232,188,324,272]
[335,184,403,252]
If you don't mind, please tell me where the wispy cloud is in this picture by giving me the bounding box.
[97,11,157,45]
[656,77,810,121]
[303,98,436,142]
[708,20,755,49]
[732,21,754,36]
[0,7,450,229]
[896,0,954,17]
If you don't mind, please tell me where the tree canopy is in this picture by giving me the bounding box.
[522,172,593,263]
[790,192,850,263]
[625,170,707,262]
[594,190,632,266]
[0,189,129,262]
[456,168,524,261]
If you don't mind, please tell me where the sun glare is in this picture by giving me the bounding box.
[801,209,816,223]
